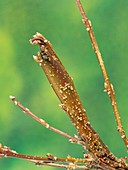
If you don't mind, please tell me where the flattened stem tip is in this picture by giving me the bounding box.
[30,37,44,46]
[30,32,47,46]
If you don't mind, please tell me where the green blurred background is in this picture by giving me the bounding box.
[0,0,128,169]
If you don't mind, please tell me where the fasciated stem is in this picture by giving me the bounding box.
[30,33,128,169]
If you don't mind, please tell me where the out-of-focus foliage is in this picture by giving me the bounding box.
[0,0,128,170]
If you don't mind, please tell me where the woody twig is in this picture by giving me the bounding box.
[0,144,93,169]
[0,1,128,169]
[76,0,128,150]
[9,96,84,146]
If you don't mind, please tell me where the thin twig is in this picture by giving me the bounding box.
[0,145,93,169]
[76,0,128,150]
[9,96,84,146]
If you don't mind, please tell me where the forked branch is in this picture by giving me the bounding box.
[76,0,128,150]
[0,1,128,170]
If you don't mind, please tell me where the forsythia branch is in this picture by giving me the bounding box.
[76,0,128,150]
[29,30,128,170]
[0,0,128,169]
[9,95,85,146]
[0,144,94,169]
